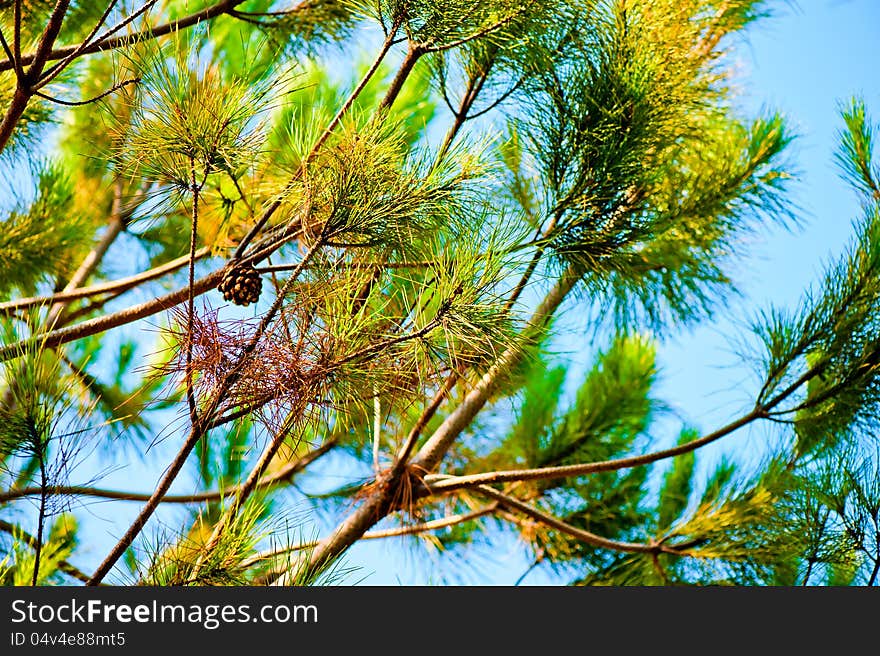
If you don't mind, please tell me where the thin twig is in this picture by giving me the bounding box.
[185,160,202,427]
[192,416,303,575]
[254,505,496,573]
[45,181,136,330]
[300,266,582,576]
[255,260,437,274]
[0,440,337,505]
[421,3,533,54]
[33,77,140,106]
[0,269,225,362]
[420,408,764,496]
[0,0,249,74]
[31,446,48,586]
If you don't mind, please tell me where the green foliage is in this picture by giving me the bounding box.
[752,113,880,454]
[247,0,362,57]
[0,162,90,296]
[447,334,657,572]
[569,446,878,586]
[137,497,273,586]
[306,119,482,247]
[553,334,656,458]
[1,514,79,586]
[0,321,63,460]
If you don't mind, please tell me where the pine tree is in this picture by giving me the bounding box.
[0,0,878,587]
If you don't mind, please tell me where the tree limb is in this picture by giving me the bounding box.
[296,265,582,579]
[86,230,323,585]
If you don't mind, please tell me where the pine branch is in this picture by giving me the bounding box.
[33,0,125,89]
[420,408,764,496]
[0,206,301,360]
[391,212,557,467]
[197,312,456,565]
[0,0,250,74]
[475,486,680,556]
[296,264,582,579]
[411,264,581,473]
[0,0,72,153]
[233,17,403,259]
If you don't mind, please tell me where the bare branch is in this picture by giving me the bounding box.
[255,505,497,574]
[474,486,681,556]
[0,519,97,585]
[0,247,211,315]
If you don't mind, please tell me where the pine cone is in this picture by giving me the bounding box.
[218,262,262,306]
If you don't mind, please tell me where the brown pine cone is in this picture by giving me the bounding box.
[218,262,262,306]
